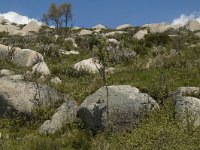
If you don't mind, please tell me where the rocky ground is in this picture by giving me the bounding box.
[1,16,200,149]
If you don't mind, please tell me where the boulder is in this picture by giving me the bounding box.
[0,44,9,60]
[185,20,200,32]
[0,76,65,116]
[60,50,80,55]
[71,26,81,30]
[104,31,127,37]
[51,77,62,84]
[1,74,24,81]
[79,29,93,35]
[0,69,15,76]
[32,62,51,76]
[116,24,132,30]
[39,100,78,135]
[11,49,44,67]
[92,24,106,30]
[134,29,148,40]
[143,23,180,33]
[174,87,200,126]
[64,38,78,48]
[74,58,102,73]
[107,39,120,44]
[77,85,159,132]
[22,21,41,33]
[0,24,21,35]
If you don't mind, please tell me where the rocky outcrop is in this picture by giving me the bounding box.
[64,38,78,48]
[51,77,62,84]
[0,69,15,76]
[116,24,132,30]
[74,58,102,73]
[185,20,200,32]
[22,21,41,33]
[104,31,127,37]
[11,49,44,67]
[77,85,159,132]
[0,76,65,116]
[79,29,93,35]
[39,100,78,135]
[32,62,51,76]
[60,50,80,55]
[92,24,106,30]
[134,29,148,40]
[174,87,200,126]
[143,23,180,33]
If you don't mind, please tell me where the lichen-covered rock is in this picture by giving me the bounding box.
[39,100,78,135]
[0,69,15,76]
[74,58,102,73]
[32,62,51,76]
[0,77,65,116]
[11,49,44,67]
[77,85,159,132]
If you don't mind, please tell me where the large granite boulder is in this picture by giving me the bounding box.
[77,85,159,132]
[11,49,44,67]
[22,21,41,33]
[92,24,106,30]
[39,100,78,135]
[32,62,51,76]
[0,76,65,116]
[74,58,102,73]
[116,24,132,30]
[174,87,200,126]
[185,20,200,32]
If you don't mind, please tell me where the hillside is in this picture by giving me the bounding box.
[1,18,200,149]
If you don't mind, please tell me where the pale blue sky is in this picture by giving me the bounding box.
[0,0,200,28]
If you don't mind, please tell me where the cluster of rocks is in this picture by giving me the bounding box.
[0,16,42,35]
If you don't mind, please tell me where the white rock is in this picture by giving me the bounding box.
[64,38,78,48]
[71,26,81,30]
[107,39,119,44]
[39,100,78,135]
[22,21,41,33]
[74,58,102,73]
[134,29,148,40]
[51,77,62,84]
[104,31,127,37]
[92,24,106,30]
[116,24,132,30]
[185,20,200,32]
[60,50,80,55]
[11,49,44,67]
[0,69,15,76]
[79,29,93,35]
[32,62,51,76]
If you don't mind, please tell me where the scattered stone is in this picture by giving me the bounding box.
[39,100,78,135]
[116,24,132,30]
[32,62,51,76]
[11,49,44,67]
[134,29,148,40]
[60,50,80,55]
[78,85,159,132]
[185,20,200,32]
[79,29,93,35]
[0,77,65,116]
[104,31,127,37]
[74,58,102,73]
[64,38,78,48]
[22,21,41,33]
[0,69,15,76]
[92,24,106,30]
[107,39,119,44]
[71,26,81,30]
[51,77,62,84]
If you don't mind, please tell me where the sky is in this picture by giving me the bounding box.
[0,0,200,28]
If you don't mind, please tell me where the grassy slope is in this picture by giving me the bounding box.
[0,27,200,149]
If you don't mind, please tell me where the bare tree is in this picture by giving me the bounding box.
[47,3,62,29]
[60,2,73,27]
